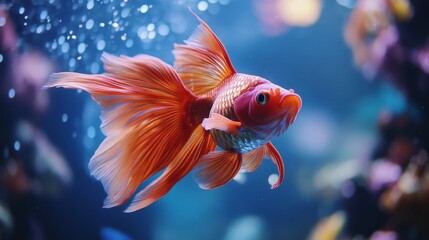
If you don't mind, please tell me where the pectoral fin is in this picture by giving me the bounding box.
[266,142,284,189]
[201,113,241,135]
[241,142,285,189]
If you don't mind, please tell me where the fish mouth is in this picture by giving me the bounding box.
[279,93,302,113]
[277,93,302,134]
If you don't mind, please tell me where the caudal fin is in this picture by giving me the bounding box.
[46,53,210,210]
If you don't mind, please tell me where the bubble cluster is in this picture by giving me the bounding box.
[3,0,231,151]
[4,0,230,74]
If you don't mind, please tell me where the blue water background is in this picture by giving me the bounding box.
[1,0,406,239]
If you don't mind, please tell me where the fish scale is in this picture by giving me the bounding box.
[205,73,270,154]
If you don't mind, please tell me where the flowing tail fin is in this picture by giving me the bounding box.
[46,53,214,210]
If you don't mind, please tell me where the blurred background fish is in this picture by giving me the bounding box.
[1,0,429,239]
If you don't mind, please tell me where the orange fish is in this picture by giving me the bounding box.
[45,11,302,212]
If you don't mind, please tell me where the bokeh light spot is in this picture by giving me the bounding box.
[61,42,70,53]
[198,1,209,11]
[87,126,96,139]
[62,113,68,123]
[158,24,170,36]
[277,0,322,27]
[0,16,6,27]
[13,141,20,151]
[90,62,100,73]
[268,174,279,186]
[8,89,15,99]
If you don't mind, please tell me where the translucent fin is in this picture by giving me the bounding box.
[241,147,266,172]
[46,54,200,208]
[266,142,284,189]
[240,142,284,189]
[195,151,242,190]
[173,10,236,96]
[124,126,216,212]
[201,113,241,135]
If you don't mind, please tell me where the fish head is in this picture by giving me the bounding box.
[234,79,302,137]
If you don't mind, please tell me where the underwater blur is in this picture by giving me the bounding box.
[1,0,429,239]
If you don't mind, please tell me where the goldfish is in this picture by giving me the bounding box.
[45,11,302,212]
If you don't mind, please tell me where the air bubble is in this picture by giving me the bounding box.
[86,19,94,29]
[40,10,48,20]
[61,42,70,53]
[69,58,76,67]
[148,31,156,39]
[96,40,106,50]
[58,35,65,45]
[87,0,95,10]
[121,8,130,18]
[125,39,133,48]
[140,4,149,13]
[147,23,155,31]
[77,43,86,53]
[36,25,45,34]
[138,27,147,39]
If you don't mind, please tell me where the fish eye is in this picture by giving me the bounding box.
[256,92,269,106]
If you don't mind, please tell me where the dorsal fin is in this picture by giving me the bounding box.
[173,9,236,96]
